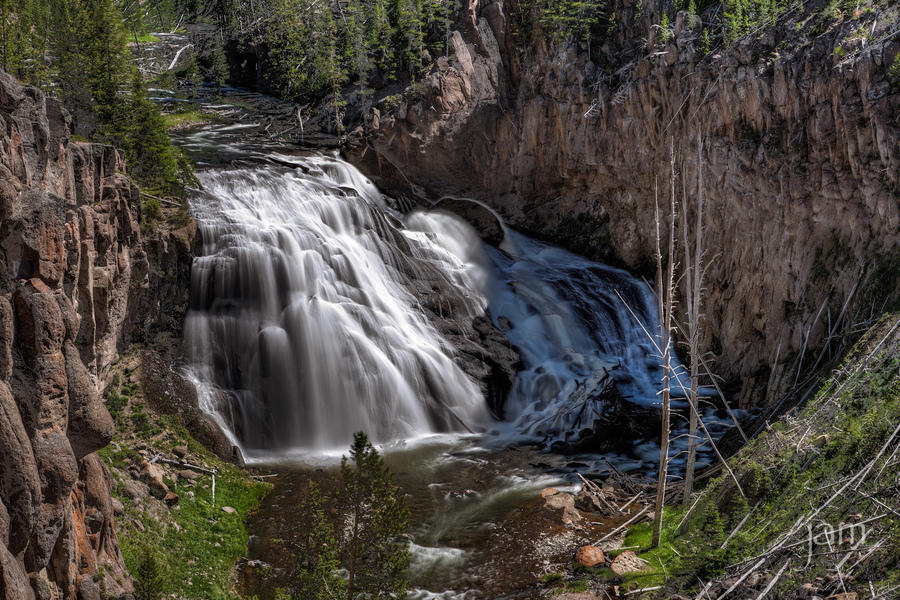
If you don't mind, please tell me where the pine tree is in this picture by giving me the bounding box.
[366,0,395,78]
[699,27,711,56]
[395,0,426,79]
[265,0,314,99]
[122,71,185,195]
[311,1,346,129]
[294,482,344,600]
[133,548,165,600]
[345,0,372,100]
[338,432,410,600]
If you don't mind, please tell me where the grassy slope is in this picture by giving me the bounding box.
[615,314,900,598]
[99,350,271,600]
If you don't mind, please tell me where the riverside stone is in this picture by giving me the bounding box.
[575,545,606,567]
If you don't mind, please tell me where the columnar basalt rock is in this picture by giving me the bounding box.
[347,0,900,405]
[0,71,194,599]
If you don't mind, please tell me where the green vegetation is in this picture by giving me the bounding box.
[699,27,712,55]
[133,548,165,600]
[290,432,411,599]
[186,0,458,111]
[0,0,193,198]
[99,354,271,600]
[723,0,794,43]
[890,50,900,86]
[512,0,612,56]
[161,108,222,130]
[614,315,900,597]
[135,32,161,43]
[659,13,672,44]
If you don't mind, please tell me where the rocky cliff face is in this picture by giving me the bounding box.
[0,71,194,600]
[347,0,900,406]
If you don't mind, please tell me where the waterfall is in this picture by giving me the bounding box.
[185,152,696,458]
[184,155,489,455]
[408,212,692,442]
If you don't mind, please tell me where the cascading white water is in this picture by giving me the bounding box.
[184,155,489,455]
[185,151,703,459]
[408,212,692,442]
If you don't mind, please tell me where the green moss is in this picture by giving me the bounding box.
[135,33,161,43]
[616,506,686,590]
[890,51,900,86]
[540,572,564,585]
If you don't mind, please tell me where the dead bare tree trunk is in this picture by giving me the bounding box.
[652,141,678,549]
[680,131,706,528]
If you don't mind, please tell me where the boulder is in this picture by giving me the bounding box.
[178,469,200,483]
[121,479,149,502]
[542,491,581,525]
[221,506,237,515]
[610,551,649,576]
[140,461,169,499]
[111,498,125,516]
[575,545,605,567]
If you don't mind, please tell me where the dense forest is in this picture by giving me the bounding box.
[0,0,191,196]
[0,0,859,144]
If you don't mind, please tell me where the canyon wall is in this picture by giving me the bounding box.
[0,71,193,600]
[347,0,900,405]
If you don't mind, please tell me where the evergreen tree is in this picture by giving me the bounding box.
[294,482,344,600]
[366,0,395,78]
[311,1,346,129]
[345,0,372,100]
[699,27,711,56]
[395,0,426,79]
[337,432,410,600]
[133,548,165,600]
[121,71,187,195]
[265,0,313,99]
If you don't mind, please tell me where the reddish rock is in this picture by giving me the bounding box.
[575,545,605,567]
[0,70,194,599]
[140,461,169,499]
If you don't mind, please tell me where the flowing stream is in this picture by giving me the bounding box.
[184,158,489,454]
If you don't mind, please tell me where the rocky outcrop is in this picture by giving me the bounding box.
[0,71,195,599]
[348,0,900,406]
